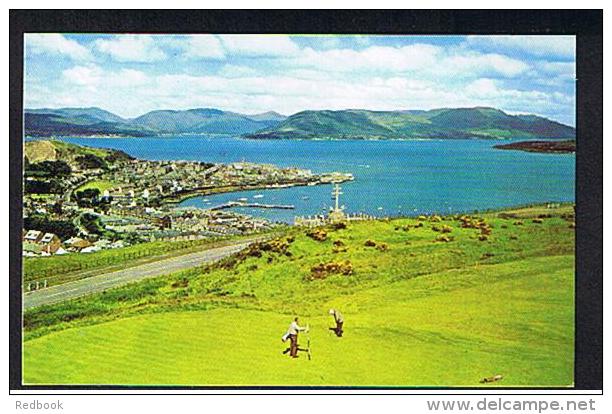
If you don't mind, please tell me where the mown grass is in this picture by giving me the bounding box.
[50,139,111,158]
[23,205,575,386]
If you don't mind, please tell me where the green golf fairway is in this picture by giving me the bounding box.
[23,256,573,386]
[23,207,575,386]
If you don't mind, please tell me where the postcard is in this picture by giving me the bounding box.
[10,10,602,391]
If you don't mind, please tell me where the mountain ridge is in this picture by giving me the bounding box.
[24,107,287,137]
[245,107,575,140]
[23,106,574,140]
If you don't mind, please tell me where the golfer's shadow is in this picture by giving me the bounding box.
[282,345,309,355]
[329,327,343,337]
[282,327,343,355]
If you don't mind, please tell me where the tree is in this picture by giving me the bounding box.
[80,213,105,235]
[76,154,108,170]
[24,215,78,240]
[25,160,71,177]
[75,188,101,207]
[24,179,64,194]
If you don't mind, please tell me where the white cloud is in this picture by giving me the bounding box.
[180,35,225,59]
[26,34,92,61]
[464,78,499,96]
[62,65,103,87]
[281,44,529,79]
[353,36,371,47]
[287,44,442,73]
[112,69,150,87]
[281,69,332,81]
[315,36,343,50]
[43,63,573,126]
[61,65,149,92]
[535,61,575,76]
[463,78,573,118]
[218,65,259,78]
[466,35,575,59]
[439,52,529,77]
[24,35,575,126]
[95,35,167,62]
[218,35,301,57]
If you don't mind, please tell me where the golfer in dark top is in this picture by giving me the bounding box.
[329,308,344,337]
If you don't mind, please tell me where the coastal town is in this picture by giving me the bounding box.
[23,140,353,257]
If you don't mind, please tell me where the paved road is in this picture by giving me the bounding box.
[23,241,254,310]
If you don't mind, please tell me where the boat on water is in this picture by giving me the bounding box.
[253,194,264,199]
[301,196,310,200]
[237,197,248,202]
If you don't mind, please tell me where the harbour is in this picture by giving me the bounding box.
[209,201,296,211]
[52,136,575,224]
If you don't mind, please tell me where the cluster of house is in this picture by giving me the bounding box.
[101,161,330,206]
[23,210,275,257]
[23,150,355,257]
[22,229,129,257]
[101,159,218,204]
[23,203,273,257]
[217,162,316,186]
[22,230,65,256]
[119,206,272,238]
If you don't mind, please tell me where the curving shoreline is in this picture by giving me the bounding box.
[162,176,354,205]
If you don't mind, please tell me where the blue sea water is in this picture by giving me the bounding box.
[49,136,575,223]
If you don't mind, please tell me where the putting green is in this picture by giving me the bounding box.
[23,255,574,386]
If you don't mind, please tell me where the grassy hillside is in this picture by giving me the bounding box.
[246,107,576,140]
[24,139,133,167]
[75,180,117,193]
[23,205,575,386]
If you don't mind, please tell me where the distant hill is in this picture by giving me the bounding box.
[244,111,287,122]
[130,108,282,134]
[244,107,575,140]
[26,107,126,124]
[24,106,574,140]
[24,107,285,137]
[24,112,156,137]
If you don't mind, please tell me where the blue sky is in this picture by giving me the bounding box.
[24,34,575,126]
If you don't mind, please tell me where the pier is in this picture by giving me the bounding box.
[209,201,295,211]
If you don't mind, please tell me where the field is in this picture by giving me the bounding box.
[23,205,575,386]
[75,179,117,193]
